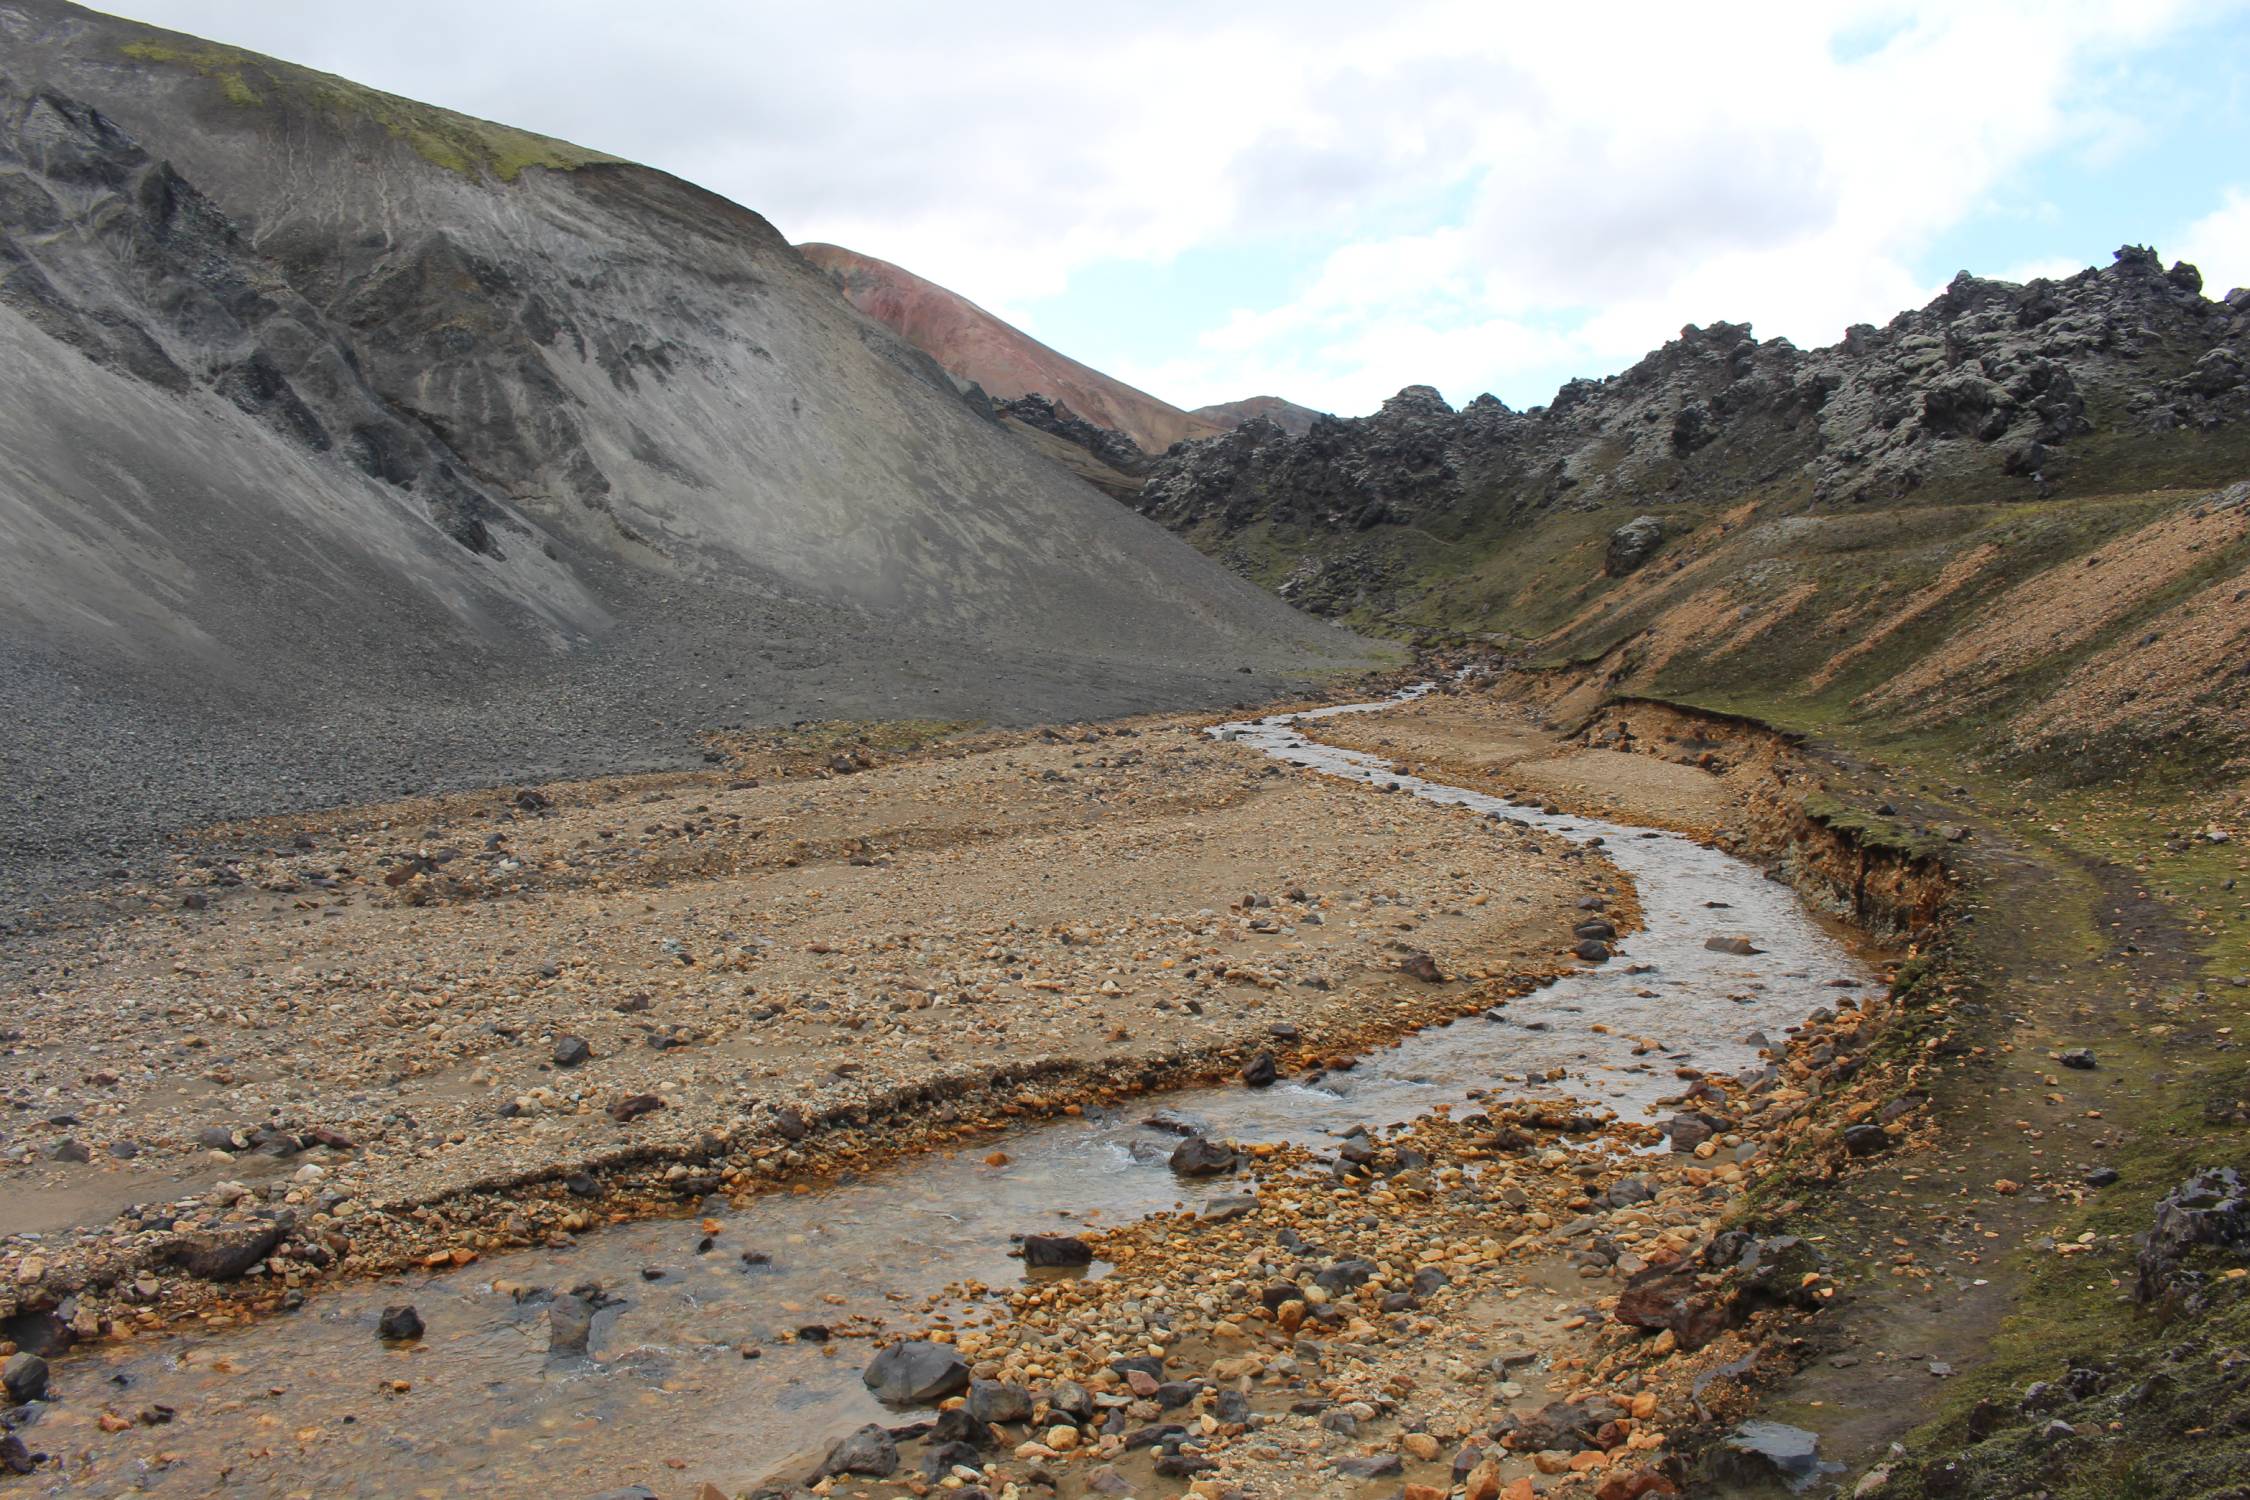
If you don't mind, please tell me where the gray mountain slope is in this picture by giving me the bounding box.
[0,2,1377,904]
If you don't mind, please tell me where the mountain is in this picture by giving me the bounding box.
[796,242,1224,452]
[1193,395,1327,437]
[1137,248,2250,775]
[0,1,1377,900]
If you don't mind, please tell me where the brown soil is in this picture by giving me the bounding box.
[1869,495,2250,719]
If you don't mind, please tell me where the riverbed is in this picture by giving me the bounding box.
[6,687,1874,1496]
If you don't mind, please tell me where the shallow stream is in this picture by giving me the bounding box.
[13,687,1875,1496]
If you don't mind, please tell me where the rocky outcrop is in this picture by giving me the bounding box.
[1605,516,1666,576]
[1137,250,2250,614]
[996,393,1152,477]
[0,78,514,556]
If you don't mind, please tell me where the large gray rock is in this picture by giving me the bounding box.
[812,1423,899,1479]
[2,1351,49,1404]
[2136,1166,2250,1302]
[862,1339,969,1407]
[169,1224,284,1281]
[1167,1135,1239,1177]
[1604,515,1665,576]
[965,1379,1033,1425]
[1709,1420,1840,1492]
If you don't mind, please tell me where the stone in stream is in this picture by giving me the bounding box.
[1020,1234,1094,1269]
[1141,1109,1206,1136]
[376,1304,424,1342]
[1239,1050,1279,1088]
[0,1433,33,1477]
[547,1292,599,1357]
[966,1378,1034,1425]
[1575,918,1617,941]
[1168,1136,1239,1177]
[1574,939,1612,962]
[811,1423,899,1479]
[1705,936,1762,955]
[863,1339,970,1406]
[2,1351,49,1404]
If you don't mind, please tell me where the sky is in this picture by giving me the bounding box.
[99,0,2250,418]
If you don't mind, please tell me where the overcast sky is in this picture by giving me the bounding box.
[99,0,2250,417]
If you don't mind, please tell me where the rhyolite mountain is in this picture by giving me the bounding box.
[0,0,1379,899]
[796,242,1225,453]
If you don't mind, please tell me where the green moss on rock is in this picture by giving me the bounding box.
[122,37,619,181]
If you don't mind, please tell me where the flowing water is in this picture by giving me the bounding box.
[13,688,1876,1497]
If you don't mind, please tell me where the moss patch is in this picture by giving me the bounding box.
[122,38,620,181]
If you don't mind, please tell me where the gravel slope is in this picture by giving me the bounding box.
[0,3,1384,909]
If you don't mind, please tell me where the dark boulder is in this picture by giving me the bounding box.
[812,1423,899,1480]
[1614,1266,1734,1351]
[966,1378,1033,1425]
[170,1224,284,1281]
[1168,1136,1239,1177]
[1842,1123,1891,1156]
[376,1304,424,1342]
[863,1340,970,1406]
[1020,1234,1093,1269]
[2,1351,49,1404]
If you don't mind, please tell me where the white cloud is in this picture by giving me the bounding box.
[2177,186,2250,296]
[99,0,2228,413]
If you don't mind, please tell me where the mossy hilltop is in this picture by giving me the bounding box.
[117,36,618,181]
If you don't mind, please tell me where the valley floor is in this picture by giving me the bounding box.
[3,675,2237,1500]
